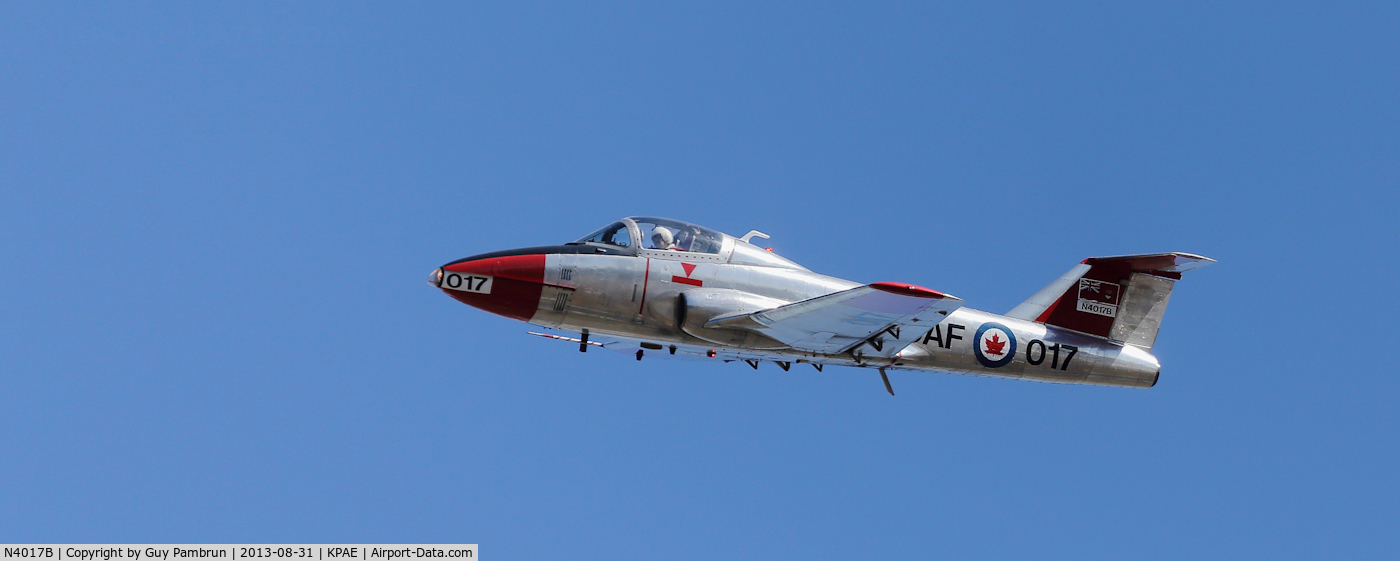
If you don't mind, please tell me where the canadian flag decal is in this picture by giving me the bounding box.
[672,262,703,287]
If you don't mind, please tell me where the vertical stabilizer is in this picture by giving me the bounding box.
[1006,253,1215,349]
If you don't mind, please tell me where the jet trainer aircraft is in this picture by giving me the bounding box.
[428,217,1213,393]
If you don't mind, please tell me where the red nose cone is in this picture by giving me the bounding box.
[438,254,546,321]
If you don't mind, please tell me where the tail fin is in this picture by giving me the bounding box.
[1006,253,1215,349]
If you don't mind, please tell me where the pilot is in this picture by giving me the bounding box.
[651,227,680,250]
[673,229,693,251]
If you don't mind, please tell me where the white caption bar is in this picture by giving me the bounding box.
[0,546,477,561]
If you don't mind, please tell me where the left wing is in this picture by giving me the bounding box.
[705,282,963,355]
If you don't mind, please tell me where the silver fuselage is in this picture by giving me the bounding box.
[431,218,1161,388]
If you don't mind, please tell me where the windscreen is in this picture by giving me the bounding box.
[575,221,632,247]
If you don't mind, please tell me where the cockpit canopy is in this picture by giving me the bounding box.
[574,217,807,270]
[575,217,726,254]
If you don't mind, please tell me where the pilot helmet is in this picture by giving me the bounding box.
[651,226,674,247]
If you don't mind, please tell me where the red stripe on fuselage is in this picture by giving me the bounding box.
[637,258,651,314]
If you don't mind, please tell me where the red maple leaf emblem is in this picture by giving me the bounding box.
[983,332,1007,356]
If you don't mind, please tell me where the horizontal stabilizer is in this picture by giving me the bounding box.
[706,282,964,354]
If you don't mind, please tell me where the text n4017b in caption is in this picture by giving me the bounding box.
[1,546,477,561]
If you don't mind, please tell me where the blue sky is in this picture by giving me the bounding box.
[2,2,1396,558]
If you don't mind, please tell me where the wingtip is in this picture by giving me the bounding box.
[1171,253,1217,271]
[870,282,953,300]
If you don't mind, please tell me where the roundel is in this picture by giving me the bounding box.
[973,322,1017,368]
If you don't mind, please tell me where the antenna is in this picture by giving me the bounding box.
[738,230,770,244]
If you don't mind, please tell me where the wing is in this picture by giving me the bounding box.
[705,282,964,355]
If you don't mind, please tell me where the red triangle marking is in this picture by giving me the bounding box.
[680,262,696,276]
